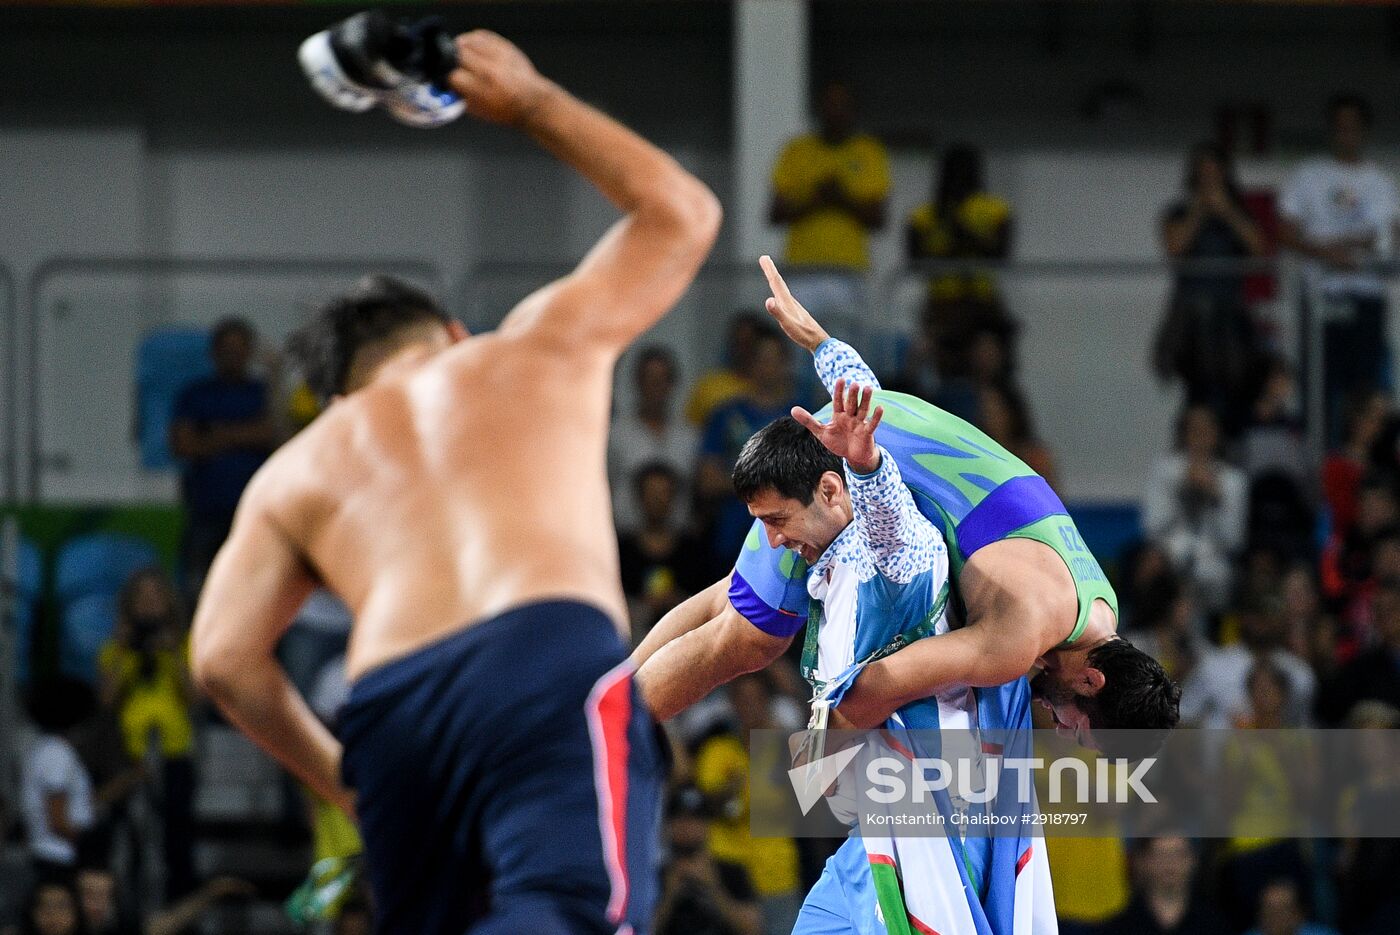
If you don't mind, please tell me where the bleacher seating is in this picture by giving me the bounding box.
[12,536,42,685]
[136,327,213,470]
[53,532,159,681]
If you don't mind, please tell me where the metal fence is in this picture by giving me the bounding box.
[22,256,444,503]
[5,253,1400,505]
[1,263,17,504]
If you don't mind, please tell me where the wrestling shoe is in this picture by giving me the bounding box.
[298,10,465,129]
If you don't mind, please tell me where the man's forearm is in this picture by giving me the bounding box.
[632,576,728,669]
[522,83,709,219]
[839,625,1034,728]
[635,608,790,720]
[200,657,348,811]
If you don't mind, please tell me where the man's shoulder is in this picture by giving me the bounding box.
[235,420,328,525]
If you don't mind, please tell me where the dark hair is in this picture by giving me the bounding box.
[732,417,842,505]
[937,144,985,209]
[634,346,678,384]
[211,317,254,347]
[289,275,450,402]
[117,566,183,632]
[1183,141,1247,207]
[1078,638,1181,760]
[750,323,785,353]
[1328,92,1373,129]
[26,677,96,735]
[731,668,774,697]
[983,383,1036,444]
[631,461,680,497]
[727,311,765,337]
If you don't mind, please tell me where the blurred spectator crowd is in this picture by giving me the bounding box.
[4,82,1400,935]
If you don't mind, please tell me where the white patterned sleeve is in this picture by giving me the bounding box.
[845,446,938,584]
[814,338,881,396]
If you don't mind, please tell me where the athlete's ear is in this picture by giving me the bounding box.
[817,471,845,505]
[1079,666,1107,696]
[446,320,470,343]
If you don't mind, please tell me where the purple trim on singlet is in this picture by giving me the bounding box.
[955,474,1068,562]
[728,569,807,638]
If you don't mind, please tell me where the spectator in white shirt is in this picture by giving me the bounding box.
[1178,599,1316,730]
[1279,94,1400,445]
[608,346,699,531]
[21,680,97,878]
[1143,404,1249,614]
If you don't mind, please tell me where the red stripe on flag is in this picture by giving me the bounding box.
[1016,844,1034,877]
[882,732,916,760]
[908,915,942,935]
[586,661,635,925]
[870,853,941,935]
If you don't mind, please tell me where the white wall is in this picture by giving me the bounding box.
[1,129,149,502]
[9,123,1400,504]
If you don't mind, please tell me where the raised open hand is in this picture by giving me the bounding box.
[759,255,830,352]
[791,378,884,474]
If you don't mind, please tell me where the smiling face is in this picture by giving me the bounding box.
[744,473,852,565]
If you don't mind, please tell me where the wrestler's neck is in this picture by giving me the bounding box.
[1042,599,1118,667]
[1080,597,1118,643]
[360,342,447,391]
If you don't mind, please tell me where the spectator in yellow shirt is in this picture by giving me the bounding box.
[907,145,1014,383]
[685,312,763,428]
[97,568,198,900]
[770,82,889,318]
[907,144,1013,304]
[693,672,801,935]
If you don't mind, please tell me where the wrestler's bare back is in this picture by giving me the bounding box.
[246,323,625,683]
[189,31,719,808]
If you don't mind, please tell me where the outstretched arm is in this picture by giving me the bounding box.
[758,255,879,391]
[445,31,720,354]
[837,618,1038,728]
[636,600,792,721]
[846,448,937,585]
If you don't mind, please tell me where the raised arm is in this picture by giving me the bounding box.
[445,31,720,354]
[793,380,931,581]
[845,447,937,584]
[758,255,879,391]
